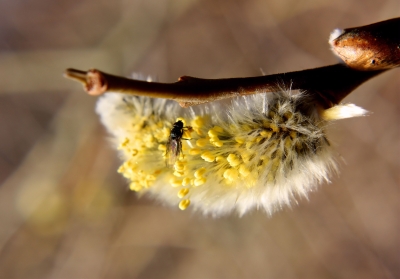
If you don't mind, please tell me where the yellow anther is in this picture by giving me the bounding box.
[216,155,225,162]
[194,177,206,187]
[290,131,297,139]
[146,174,156,181]
[129,182,142,192]
[141,179,152,188]
[274,115,283,123]
[158,144,166,151]
[227,154,241,167]
[179,199,191,210]
[173,170,185,177]
[269,123,280,133]
[119,138,130,149]
[191,116,204,128]
[174,161,186,171]
[284,137,292,149]
[272,157,280,169]
[182,142,190,151]
[183,130,192,139]
[189,148,201,155]
[268,111,276,118]
[117,165,125,173]
[208,126,223,137]
[214,126,224,132]
[239,164,251,177]
[194,167,206,178]
[267,172,275,182]
[260,130,272,138]
[131,149,139,156]
[196,138,209,147]
[235,137,245,144]
[284,111,293,120]
[182,177,192,186]
[223,168,238,181]
[245,141,253,150]
[201,151,215,162]
[241,151,253,162]
[211,139,223,147]
[177,188,189,198]
[156,121,164,128]
[256,136,264,143]
[170,177,183,187]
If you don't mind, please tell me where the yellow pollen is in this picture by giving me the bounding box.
[196,138,209,147]
[284,137,292,150]
[260,130,272,138]
[272,157,280,169]
[213,126,224,132]
[223,168,239,181]
[284,111,293,120]
[146,174,156,181]
[170,177,183,187]
[241,151,253,162]
[117,165,125,173]
[239,164,251,177]
[191,116,204,127]
[179,199,190,210]
[216,155,225,162]
[177,188,189,198]
[267,172,275,182]
[256,136,264,143]
[129,182,142,192]
[131,149,139,156]
[201,151,215,162]
[119,138,130,149]
[174,161,186,171]
[235,137,245,144]
[208,126,223,137]
[194,167,206,178]
[182,177,192,186]
[269,123,280,133]
[173,170,185,177]
[268,111,275,119]
[211,139,223,147]
[245,142,253,150]
[189,148,201,155]
[183,130,192,139]
[227,154,241,167]
[290,131,297,139]
[194,177,206,186]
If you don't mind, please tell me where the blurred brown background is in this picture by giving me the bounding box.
[0,0,399,278]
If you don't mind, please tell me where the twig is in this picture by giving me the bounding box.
[64,18,399,108]
[65,65,383,108]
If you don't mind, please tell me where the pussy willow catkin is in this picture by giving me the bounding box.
[96,90,367,216]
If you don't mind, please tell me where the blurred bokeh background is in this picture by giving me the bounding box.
[0,0,399,278]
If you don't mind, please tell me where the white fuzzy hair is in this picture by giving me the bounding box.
[96,90,367,217]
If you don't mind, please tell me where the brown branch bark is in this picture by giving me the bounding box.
[64,17,399,108]
[65,65,384,108]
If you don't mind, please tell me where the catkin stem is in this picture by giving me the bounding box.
[64,17,399,108]
[65,64,384,108]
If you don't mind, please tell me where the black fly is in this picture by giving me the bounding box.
[166,120,192,167]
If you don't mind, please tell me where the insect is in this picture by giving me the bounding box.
[166,120,192,167]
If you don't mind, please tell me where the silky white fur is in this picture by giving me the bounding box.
[97,91,366,216]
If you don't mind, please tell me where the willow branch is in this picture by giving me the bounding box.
[64,17,399,108]
[65,65,384,108]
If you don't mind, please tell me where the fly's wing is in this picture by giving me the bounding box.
[166,138,179,167]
